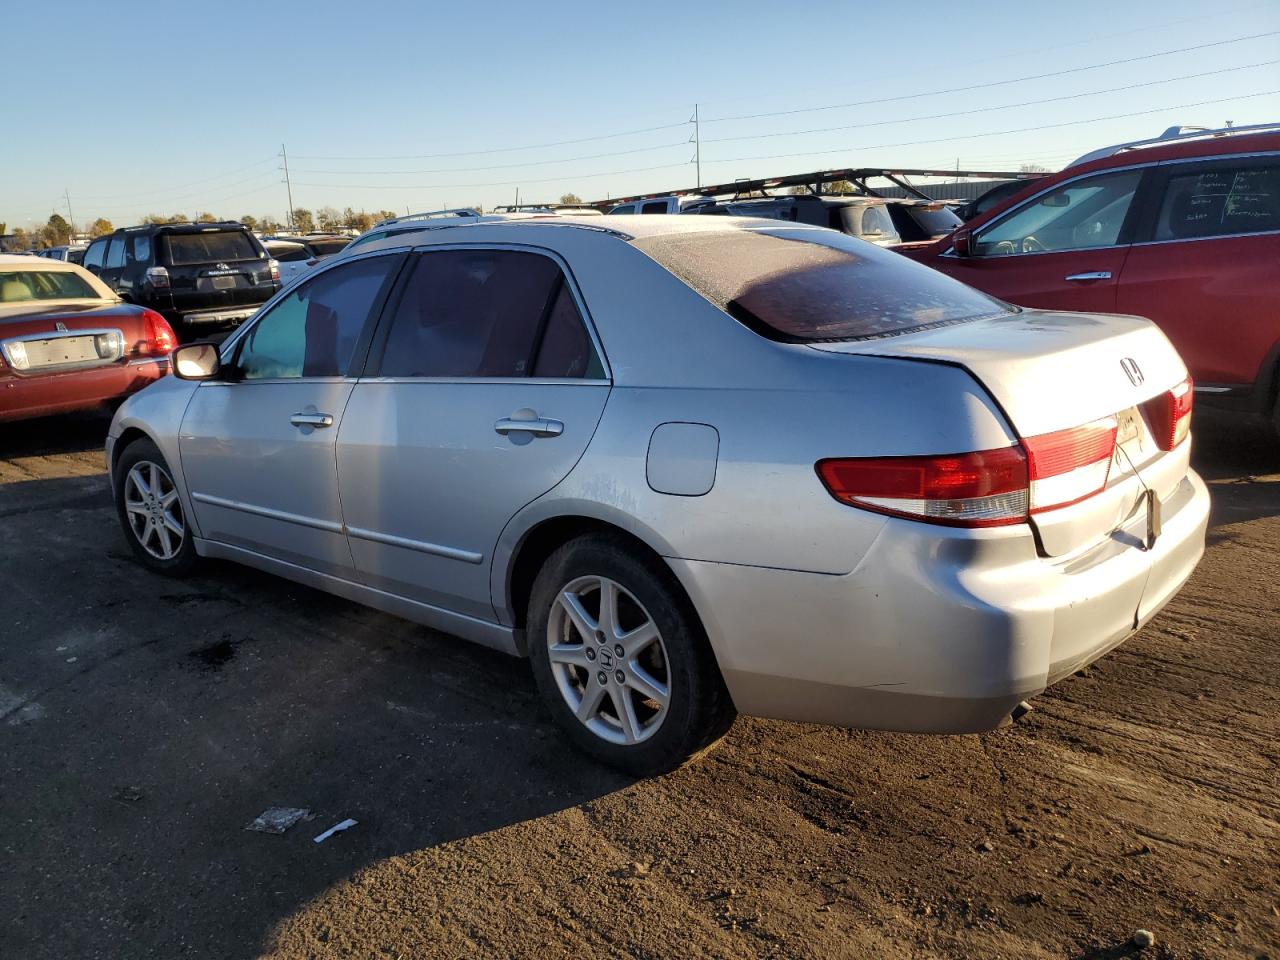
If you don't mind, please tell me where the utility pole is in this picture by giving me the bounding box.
[690,104,702,189]
[280,143,296,231]
[62,188,76,238]
[515,187,520,209]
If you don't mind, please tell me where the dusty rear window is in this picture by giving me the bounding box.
[633,227,1011,342]
[163,230,262,265]
[0,269,101,302]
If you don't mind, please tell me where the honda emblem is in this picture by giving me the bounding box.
[1120,357,1144,387]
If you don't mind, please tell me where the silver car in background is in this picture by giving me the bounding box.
[106,216,1208,774]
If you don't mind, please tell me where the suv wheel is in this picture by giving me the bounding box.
[527,533,735,776]
[114,438,198,576]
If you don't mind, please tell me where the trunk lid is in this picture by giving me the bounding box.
[811,309,1192,557]
[0,302,154,378]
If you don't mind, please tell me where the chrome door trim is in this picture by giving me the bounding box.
[190,491,344,534]
[1130,227,1280,248]
[345,525,484,564]
[1158,148,1280,167]
[403,240,614,382]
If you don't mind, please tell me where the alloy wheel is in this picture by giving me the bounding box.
[123,460,185,561]
[546,575,671,745]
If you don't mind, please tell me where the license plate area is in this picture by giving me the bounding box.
[1,330,124,372]
[211,275,237,290]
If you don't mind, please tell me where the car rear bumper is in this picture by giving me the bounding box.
[174,306,261,326]
[0,358,168,423]
[668,469,1209,734]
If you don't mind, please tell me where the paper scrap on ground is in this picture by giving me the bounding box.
[245,807,311,835]
[313,818,358,843]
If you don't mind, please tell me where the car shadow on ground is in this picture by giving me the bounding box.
[1189,409,1279,538]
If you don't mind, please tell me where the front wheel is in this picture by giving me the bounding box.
[114,438,198,576]
[527,534,735,776]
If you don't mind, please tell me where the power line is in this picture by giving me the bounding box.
[292,120,690,162]
[703,60,1280,144]
[290,139,690,176]
[702,30,1280,124]
[73,156,278,202]
[293,160,691,192]
[704,90,1280,167]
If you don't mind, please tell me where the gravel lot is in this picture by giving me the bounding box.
[1,410,1276,960]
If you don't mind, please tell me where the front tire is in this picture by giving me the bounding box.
[114,438,198,576]
[527,533,735,776]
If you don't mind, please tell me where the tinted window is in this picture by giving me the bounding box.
[269,244,310,263]
[635,227,1010,343]
[163,229,261,265]
[974,170,1141,256]
[129,234,150,263]
[609,205,635,215]
[377,249,592,378]
[308,238,351,256]
[532,284,603,379]
[82,239,107,269]
[641,201,669,214]
[0,269,102,302]
[1154,163,1280,240]
[67,248,85,265]
[237,255,399,380]
[105,236,125,269]
[346,230,387,250]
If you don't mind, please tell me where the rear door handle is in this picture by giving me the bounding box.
[290,412,334,428]
[1064,271,1112,281]
[494,417,563,438]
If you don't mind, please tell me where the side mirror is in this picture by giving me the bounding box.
[951,228,973,258]
[172,342,221,381]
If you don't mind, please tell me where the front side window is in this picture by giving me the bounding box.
[374,249,600,379]
[236,255,400,380]
[105,236,125,269]
[609,205,636,215]
[1154,163,1280,241]
[641,201,669,214]
[974,170,1142,256]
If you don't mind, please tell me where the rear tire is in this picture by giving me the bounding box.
[527,533,735,776]
[114,438,198,577]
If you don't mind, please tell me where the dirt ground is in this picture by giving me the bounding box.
[0,409,1276,960]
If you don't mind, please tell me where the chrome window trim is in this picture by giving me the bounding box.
[392,240,614,383]
[1158,148,1280,167]
[1131,227,1280,249]
[197,376,354,388]
[357,376,610,387]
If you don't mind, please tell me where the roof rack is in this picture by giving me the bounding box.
[491,203,603,214]
[593,167,1043,208]
[1067,122,1280,167]
[374,208,483,228]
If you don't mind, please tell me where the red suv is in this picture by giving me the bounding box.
[902,124,1280,434]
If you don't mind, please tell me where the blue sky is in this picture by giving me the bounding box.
[3,0,1278,229]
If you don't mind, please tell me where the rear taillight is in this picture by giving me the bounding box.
[817,416,1120,528]
[145,265,170,289]
[1142,376,1193,451]
[269,259,280,282]
[136,308,177,357]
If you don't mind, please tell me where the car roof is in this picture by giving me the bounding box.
[1066,130,1280,175]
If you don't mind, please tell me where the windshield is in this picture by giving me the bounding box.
[163,230,262,265]
[905,205,962,237]
[634,227,1011,342]
[0,269,102,303]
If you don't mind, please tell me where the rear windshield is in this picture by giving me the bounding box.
[904,205,962,237]
[308,238,350,256]
[0,269,101,303]
[163,230,262,265]
[634,227,1011,342]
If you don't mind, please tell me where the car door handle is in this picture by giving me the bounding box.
[290,412,334,428]
[1064,271,1112,281]
[494,417,563,438]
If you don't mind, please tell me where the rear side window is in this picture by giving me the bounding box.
[105,236,125,269]
[641,201,669,214]
[1154,163,1280,240]
[163,230,261,265]
[375,249,600,378]
[236,255,401,380]
[129,234,150,263]
[634,227,1011,343]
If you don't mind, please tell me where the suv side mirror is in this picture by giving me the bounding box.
[172,342,221,381]
[951,228,973,258]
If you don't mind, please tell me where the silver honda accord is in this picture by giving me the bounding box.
[106,216,1209,774]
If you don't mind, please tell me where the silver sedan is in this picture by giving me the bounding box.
[107,216,1208,774]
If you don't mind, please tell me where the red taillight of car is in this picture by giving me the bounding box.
[816,447,1030,527]
[145,265,170,289]
[817,416,1120,528]
[269,259,281,282]
[136,308,177,357]
[1142,376,1193,451]
[1023,416,1118,513]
